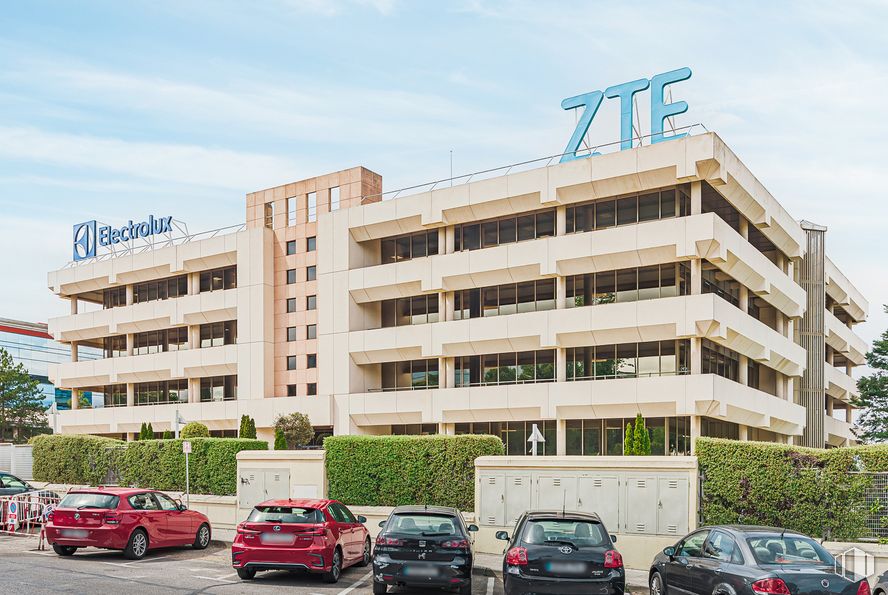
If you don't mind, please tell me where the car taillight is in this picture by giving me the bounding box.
[442,539,469,548]
[104,513,120,525]
[300,529,326,536]
[752,578,791,594]
[857,581,872,595]
[46,511,54,522]
[505,546,528,566]
[604,550,623,568]
[236,524,260,536]
[375,535,403,546]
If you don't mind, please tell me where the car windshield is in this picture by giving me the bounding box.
[247,506,323,524]
[59,493,119,510]
[385,513,460,536]
[746,535,833,565]
[521,519,609,548]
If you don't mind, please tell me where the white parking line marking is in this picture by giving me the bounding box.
[216,572,237,579]
[132,555,170,564]
[486,576,495,594]
[336,571,372,595]
[194,575,236,583]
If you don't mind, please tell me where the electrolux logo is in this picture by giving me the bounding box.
[72,215,174,262]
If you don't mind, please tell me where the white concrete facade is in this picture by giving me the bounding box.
[47,132,867,451]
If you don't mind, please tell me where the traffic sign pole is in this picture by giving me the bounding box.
[182,440,191,508]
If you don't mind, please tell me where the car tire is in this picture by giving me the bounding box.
[52,544,77,556]
[323,547,342,583]
[650,570,667,595]
[237,568,256,580]
[459,582,472,595]
[192,523,211,550]
[358,538,371,567]
[123,528,149,560]
[372,580,387,594]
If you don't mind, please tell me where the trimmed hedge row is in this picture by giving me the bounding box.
[31,434,266,496]
[697,438,888,541]
[325,434,504,510]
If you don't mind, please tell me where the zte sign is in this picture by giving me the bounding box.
[73,215,174,262]
[561,67,692,162]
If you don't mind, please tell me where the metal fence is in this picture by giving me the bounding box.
[0,490,63,538]
[0,444,34,480]
[860,472,888,540]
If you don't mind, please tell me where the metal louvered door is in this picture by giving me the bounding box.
[657,476,689,537]
[624,475,657,534]
[504,475,531,527]
[535,475,578,512]
[576,476,619,533]
[479,474,505,526]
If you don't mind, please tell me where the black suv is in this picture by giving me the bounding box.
[372,505,478,594]
[496,510,625,595]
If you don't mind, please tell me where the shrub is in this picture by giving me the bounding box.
[162,430,173,440]
[239,415,257,439]
[274,427,287,450]
[275,413,313,448]
[325,434,504,510]
[31,434,266,495]
[181,422,210,439]
[697,438,888,541]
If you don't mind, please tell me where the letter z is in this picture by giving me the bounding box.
[559,91,604,163]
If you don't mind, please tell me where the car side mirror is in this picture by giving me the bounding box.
[175,499,186,511]
[467,524,479,532]
[664,546,676,558]
[611,535,617,543]
[495,531,510,541]
[356,515,367,524]
[378,520,387,528]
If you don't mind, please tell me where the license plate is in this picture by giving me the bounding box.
[60,529,89,539]
[546,561,587,575]
[403,565,439,577]
[260,533,295,545]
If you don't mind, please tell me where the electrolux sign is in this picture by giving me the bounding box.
[560,66,692,162]
[72,215,174,262]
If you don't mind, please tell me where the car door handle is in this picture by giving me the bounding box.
[714,568,723,574]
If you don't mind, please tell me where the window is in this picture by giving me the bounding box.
[307,324,317,339]
[307,236,316,251]
[133,275,188,303]
[58,493,119,510]
[103,286,127,309]
[199,267,236,292]
[392,424,438,436]
[380,230,439,264]
[453,350,555,387]
[454,280,555,320]
[128,493,160,511]
[678,531,711,558]
[248,505,324,524]
[566,341,687,381]
[307,354,317,368]
[669,416,691,455]
[287,327,297,341]
[565,187,687,234]
[705,531,744,564]
[287,356,297,370]
[565,264,689,308]
[454,210,555,252]
[521,519,609,546]
[745,535,832,566]
[306,295,316,310]
[155,492,180,511]
[455,420,557,456]
[565,419,602,456]
[307,192,317,222]
[133,328,188,355]
[381,294,439,327]
[330,187,340,211]
[702,266,741,308]
[286,240,297,255]
[134,380,188,406]
[307,383,317,396]
[701,339,741,382]
[264,202,274,228]
[199,375,237,402]
[701,417,740,439]
[103,335,127,358]
[307,266,316,281]
[287,384,298,397]
[380,359,439,390]
[287,197,297,226]
[287,298,297,313]
[103,384,127,408]
[200,321,237,348]
[287,269,297,284]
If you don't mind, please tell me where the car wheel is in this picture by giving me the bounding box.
[52,544,77,556]
[237,568,256,580]
[123,529,148,560]
[650,570,667,595]
[358,538,371,567]
[372,580,387,594]
[459,582,472,595]
[193,523,211,550]
[323,548,342,583]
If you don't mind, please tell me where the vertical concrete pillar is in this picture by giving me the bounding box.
[556,348,567,382]
[126,383,135,407]
[826,397,834,416]
[738,218,749,241]
[189,378,200,404]
[71,341,79,362]
[556,275,566,309]
[775,373,785,400]
[797,221,827,448]
[555,206,566,236]
[445,226,455,255]
[70,297,79,314]
[189,325,200,349]
[690,338,702,375]
[690,181,702,215]
[738,355,748,385]
[556,419,567,455]
[438,357,449,389]
[126,285,134,306]
[739,286,749,314]
[689,416,701,454]
[846,405,853,423]
[126,333,134,356]
[738,425,749,441]
[71,389,80,410]
[690,259,702,295]
[439,423,455,436]
[189,272,200,295]
[438,227,447,255]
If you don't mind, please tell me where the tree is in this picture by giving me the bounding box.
[854,305,888,443]
[275,413,314,449]
[0,347,50,443]
[239,415,257,439]
[624,420,635,455]
[632,413,651,455]
[181,422,210,439]
[162,430,173,439]
[146,422,155,439]
[248,418,257,439]
[274,427,287,450]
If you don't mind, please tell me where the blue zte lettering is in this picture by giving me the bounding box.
[560,67,692,163]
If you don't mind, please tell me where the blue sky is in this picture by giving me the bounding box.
[1,0,886,347]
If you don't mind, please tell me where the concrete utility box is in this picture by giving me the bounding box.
[235,450,328,520]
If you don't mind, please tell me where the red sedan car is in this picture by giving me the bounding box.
[45,487,211,560]
[232,498,370,583]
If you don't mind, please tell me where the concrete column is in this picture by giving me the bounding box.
[70,297,78,314]
[71,389,80,410]
[690,181,702,215]
[71,341,79,362]
[786,376,795,404]
[739,286,749,314]
[189,325,200,349]
[738,218,749,241]
[556,419,567,455]
[445,226,455,254]
[126,285,134,306]
[738,425,749,441]
[690,259,702,295]
[189,378,200,403]
[126,333,134,356]
[189,273,200,295]
[663,420,670,456]
[776,311,786,337]
[439,423,455,436]
[826,397,834,416]
[846,405,853,423]
[438,292,447,322]
[556,206,566,236]
[689,415,701,454]
[556,275,566,309]
[739,355,748,386]
[556,348,567,382]
[438,357,448,389]
[126,383,135,407]
[690,338,702,375]
[775,372,785,400]
[438,227,447,255]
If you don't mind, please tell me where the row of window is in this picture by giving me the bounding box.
[287,354,317,370]
[102,376,237,407]
[287,267,316,284]
[454,350,555,387]
[286,383,317,396]
[102,267,237,310]
[565,187,691,233]
[381,294,439,327]
[286,236,317,255]
[134,276,188,303]
[287,324,317,341]
[267,188,339,229]
[454,210,554,252]
[454,279,555,319]
[565,341,689,380]
[380,230,439,264]
[100,322,237,358]
[380,359,439,391]
[565,264,690,307]
[286,296,317,313]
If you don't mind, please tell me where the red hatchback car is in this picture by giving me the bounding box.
[45,487,212,560]
[232,498,370,583]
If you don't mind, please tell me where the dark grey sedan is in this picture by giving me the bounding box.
[873,571,887,595]
[0,472,57,498]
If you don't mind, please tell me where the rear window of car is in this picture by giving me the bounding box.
[59,493,120,510]
[746,535,833,565]
[247,506,323,524]
[384,513,460,536]
[521,519,609,548]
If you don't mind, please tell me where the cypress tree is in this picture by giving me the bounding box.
[623,420,635,455]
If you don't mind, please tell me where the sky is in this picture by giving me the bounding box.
[0,0,886,353]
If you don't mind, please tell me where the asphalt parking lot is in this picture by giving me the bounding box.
[0,535,504,595]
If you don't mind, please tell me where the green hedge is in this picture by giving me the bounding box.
[697,438,888,541]
[31,434,266,495]
[325,434,504,510]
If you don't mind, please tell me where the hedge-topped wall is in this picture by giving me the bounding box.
[325,434,504,510]
[31,434,266,496]
[697,438,888,541]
